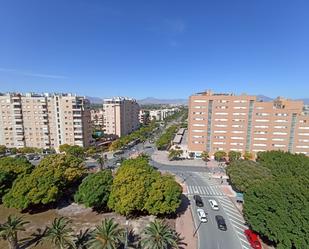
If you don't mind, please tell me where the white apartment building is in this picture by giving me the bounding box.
[0,93,92,149]
[103,97,140,137]
[149,108,179,121]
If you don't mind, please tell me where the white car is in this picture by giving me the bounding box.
[197,208,208,223]
[209,199,219,211]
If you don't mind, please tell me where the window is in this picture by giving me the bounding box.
[255,125,269,128]
[273,132,287,135]
[233,113,246,116]
[232,131,244,134]
[213,142,226,145]
[233,100,247,103]
[273,144,286,148]
[272,138,285,141]
[253,143,267,147]
[233,106,246,109]
[215,124,227,127]
[214,130,227,133]
[231,136,244,140]
[215,112,228,115]
[193,100,207,103]
[256,119,269,122]
[193,124,206,127]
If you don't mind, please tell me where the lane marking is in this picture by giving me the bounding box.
[229,218,249,230]
[220,203,243,216]
[223,208,245,221]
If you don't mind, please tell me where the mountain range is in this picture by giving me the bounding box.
[87,95,309,105]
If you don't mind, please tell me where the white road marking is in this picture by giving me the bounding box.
[220,203,243,216]
[223,208,245,221]
[229,218,249,230]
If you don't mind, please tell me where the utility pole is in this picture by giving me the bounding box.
[193,221,202,237]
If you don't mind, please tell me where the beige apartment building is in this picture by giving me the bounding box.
[188,90,309,157]
[90,108,104,127]
[0,93,92,149]
[103,97,140,137]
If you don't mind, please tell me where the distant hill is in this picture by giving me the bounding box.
[297,98,309,105]
[138,97,187,105]
[86,96,103,104]
[256,95,273,102]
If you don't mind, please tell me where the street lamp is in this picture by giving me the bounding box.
[124,220,129,249]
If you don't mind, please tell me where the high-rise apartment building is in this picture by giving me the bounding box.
[103,97,140,137]
[188,90,309,157]
[90,109,104,127]
[0,93,92,149]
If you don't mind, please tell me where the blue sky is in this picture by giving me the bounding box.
[0,0,308,99]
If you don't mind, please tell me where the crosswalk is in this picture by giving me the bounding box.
[216,196,251,249]
[187,185,224,196]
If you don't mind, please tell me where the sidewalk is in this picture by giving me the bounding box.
[152,150,206,167]
[173,175,197,249]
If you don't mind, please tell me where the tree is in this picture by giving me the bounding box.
[0,145,6,155]
[59,144,71,153]
[44,217,75,249]
[226,160,272,192]
[140,220,180,249]
[243,151,253,160]
[240,151,309,248]
[156,125,178,150]
[74,170,113,209]
[108,157,159,216]
[0,157,33,175]
[0,215,29,249]
[87,218,124,249]
[144,175,182,215]
[59,144,85,158]
[201,151,209,161]
[244,178,309,249]
[168,149,183,161]
[3,154,85,210]
[228,151,241,162]
[0,171,16,200]
[214,151,226,161]
[17,147,40,154]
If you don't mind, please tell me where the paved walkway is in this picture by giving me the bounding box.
[173,175,197,249]
[152,150,206,166]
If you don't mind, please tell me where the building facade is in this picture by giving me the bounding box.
[103,97,140,137]
[0,93,92,149]
[188,90,309,156]
[90,108,104,127]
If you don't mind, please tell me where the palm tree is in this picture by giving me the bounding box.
[74,229,91,249]
[97,156,105,171]
[44,217,75,249]
[0,215,29,249]
[87,218,124,249]
[140,220,180,249]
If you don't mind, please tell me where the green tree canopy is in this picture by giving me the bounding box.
[0,145,6,155]
[243,151,253,160]
[235,151,309,248]
[108,156,159,216]
[168,149,183,161]
[3,154,85,210]
[144,174,182,215]
[228,151,241,162]
[201,151,209,161]
[74,170,113,209]
[214,151,227,161]
[226,160,272,193]
[0,157,33,175]
[244,177,309,249]
[156,125,178,150]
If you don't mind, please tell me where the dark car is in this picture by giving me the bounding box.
[193,195,204,207]
[215,215,227,231]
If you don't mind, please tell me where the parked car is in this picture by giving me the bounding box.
[193,195,204,207]
[215,215,227,231]
[244,229,262,249]
[209,199,219,210]
[197,208,207,223]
